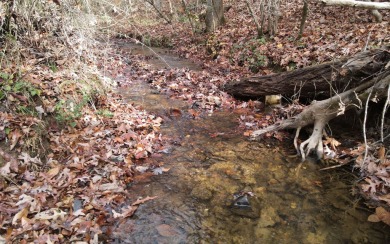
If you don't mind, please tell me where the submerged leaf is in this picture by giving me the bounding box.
[156,224,178,237]
[131,196,157,206]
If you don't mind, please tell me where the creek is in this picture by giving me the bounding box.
[112,40,389,243]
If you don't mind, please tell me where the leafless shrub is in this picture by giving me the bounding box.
[246,0,281,37]
[0,0,111,71]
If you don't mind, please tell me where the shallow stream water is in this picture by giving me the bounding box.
[112,41,389,244]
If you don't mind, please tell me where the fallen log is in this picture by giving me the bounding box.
[224,48,389,99]
[320,0,390,10]
[251,69,390,160]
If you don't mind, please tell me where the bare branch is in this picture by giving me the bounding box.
[320,0,390,10]
[381,84,390,142]
[145,0,172,24]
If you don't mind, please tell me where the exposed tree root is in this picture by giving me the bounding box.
[251,71,390,161]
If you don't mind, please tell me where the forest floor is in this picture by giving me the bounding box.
[0,0,389,242]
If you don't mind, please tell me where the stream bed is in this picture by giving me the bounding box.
[112,41,389,243]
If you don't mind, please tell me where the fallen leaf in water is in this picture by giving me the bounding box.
[169,108,182,117]
[368,213,380,222]
[152,167,163,175]
[135,166,149,173]
[378,194,390,205]
[112,206,137,218]
[209,132,224,138]
[368,207,390,225]
[152,167,170,175]
[323,136,341,151]
[112,209,123,218]
[131,196,157,206]
[156,224,178,237]
[188,109,200,118]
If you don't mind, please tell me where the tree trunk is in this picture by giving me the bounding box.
[321,0,390,10]
[297,0,309,40]
[224,48,389,99]
[205,0,224,33]
[245,0,263,38]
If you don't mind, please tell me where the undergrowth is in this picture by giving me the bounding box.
[0,0,117,152]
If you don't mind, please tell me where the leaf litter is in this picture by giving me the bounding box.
[1,0,389,242]
[0,47,166,242]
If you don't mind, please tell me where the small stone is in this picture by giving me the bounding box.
[268,178,278,185]
[233,195,250,208]
[190,186,213,200]
[290,202,297,209]
[258,206,281,227]
[255,227,272,241]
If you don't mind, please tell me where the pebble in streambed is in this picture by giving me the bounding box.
[230,191,261,219]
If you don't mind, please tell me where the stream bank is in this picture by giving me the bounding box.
[111,40,390,243]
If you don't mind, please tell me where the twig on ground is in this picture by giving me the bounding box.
[0,175,22,189]
[364,31,371,52]
[319,161,352,171]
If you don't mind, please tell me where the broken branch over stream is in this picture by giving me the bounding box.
[244,47,390,160]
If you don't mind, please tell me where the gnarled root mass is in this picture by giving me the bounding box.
[251,70,390,161]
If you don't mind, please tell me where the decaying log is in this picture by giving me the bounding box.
[224,48,389,99]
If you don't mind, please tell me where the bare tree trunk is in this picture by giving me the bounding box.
[245,0,263,38]
[181,0,196,33]
[205,0,224,33]
[268,0,280,36]
[297,0,309,40]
